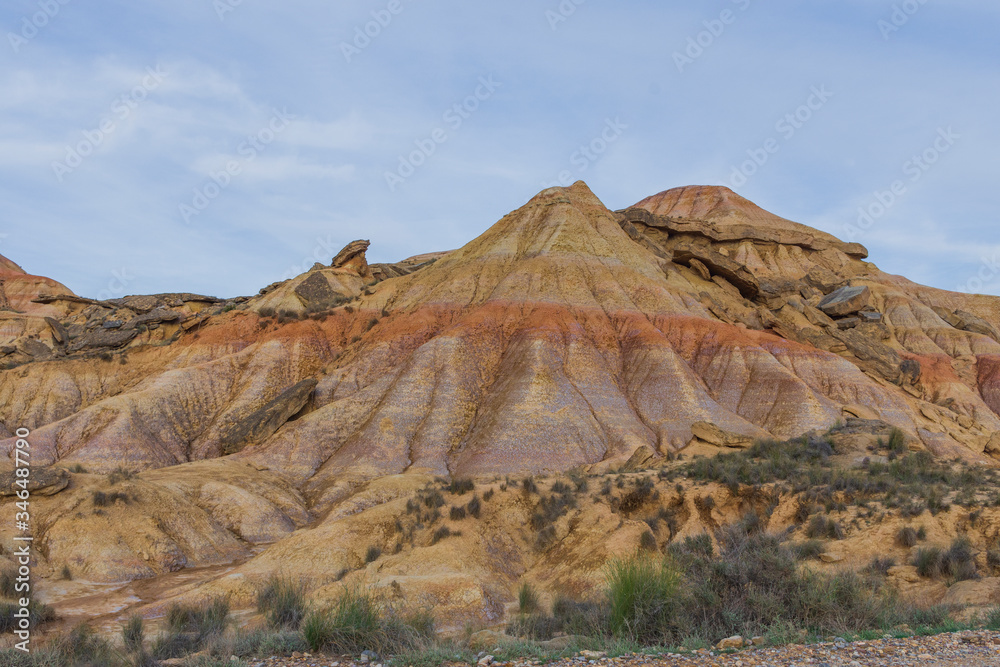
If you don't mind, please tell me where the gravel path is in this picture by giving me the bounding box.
[240,631,1000,667]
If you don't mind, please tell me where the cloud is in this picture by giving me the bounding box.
[0,0,997,298]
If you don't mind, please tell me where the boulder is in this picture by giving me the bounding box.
[68,328,138,352]
[717,636,744,650]
[671,243,760,299]
[0,466,69,497]
[218,379,318,455]
[941,578,1000,607]
[818,285,871,317]
[619,445,656,472]
[293,272,351,311]
[691,422,755,448]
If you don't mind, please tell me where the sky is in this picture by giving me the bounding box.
[1,0,999,299]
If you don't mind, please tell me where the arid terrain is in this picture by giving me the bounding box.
[3,183,1000,661]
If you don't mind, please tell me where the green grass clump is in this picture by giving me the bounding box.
[301,587,422,655]
[605,552,682,643]
[518,582,540,615]
[257,576,308,630]
[121,613,145,653]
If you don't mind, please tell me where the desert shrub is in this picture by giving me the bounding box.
[639,531,658,552]
[92,491,108,507]
[618,477,655,514]
[166,598,230,639]
[430,526,453,545]
[449,506,466,521]
[108,467,135,485]
[365,546,383,563]
[301,587,418,654]
[518,582,540,614]
[887,428,907,455]
[421,490,445,509]
[466,495,482,519]
[448,478,475,495]
[913,546,944,578]
[864,556,897,577]
[258,307,275,318]
[605,552,682,643]
[912,539,978,581]
[790,540,825,561]
[68,464,87,473]
[47,623,122,665]
[522,477,539,494]
[257,576,308,630]
[805,515,844,540]
[986,606,1000,631]
[0,599,54,633]
[59,565,72,581]
[482,489,495,502]
[897,526,918,547]
[530,489,576,532]
[122,613,145,653]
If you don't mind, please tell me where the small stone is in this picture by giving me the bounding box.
[717,635,744,650]
[478,655,495,666]
[820,552,844,563]
[578,651,607,660]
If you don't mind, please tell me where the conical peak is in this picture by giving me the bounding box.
[530,180,602,206]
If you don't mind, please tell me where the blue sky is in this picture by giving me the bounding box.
[1,0,999,299]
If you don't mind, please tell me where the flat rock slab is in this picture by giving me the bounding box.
[818,285,871,317]
[0,466,69,497]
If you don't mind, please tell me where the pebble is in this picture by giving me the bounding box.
[238,631,1000,666]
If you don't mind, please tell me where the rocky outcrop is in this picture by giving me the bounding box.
[331,239,374,281]
[3,182,1000,634]
[626,186,869,258]
[0,466,69,497]
[218,379,318,455]
[818,285,872,317]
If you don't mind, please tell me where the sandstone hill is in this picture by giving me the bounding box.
[2,183,1000,637]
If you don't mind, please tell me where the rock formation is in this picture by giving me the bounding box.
[1,182,1000,635]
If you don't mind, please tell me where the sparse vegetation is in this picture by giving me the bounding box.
[365,545,383,563]
[518,582,540,615]
[257,576,308,630]
[107,467,135,485]
[302,587,427,655]
[897,526,918,547]
[121,613,145,653]
[447,478,475,495]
